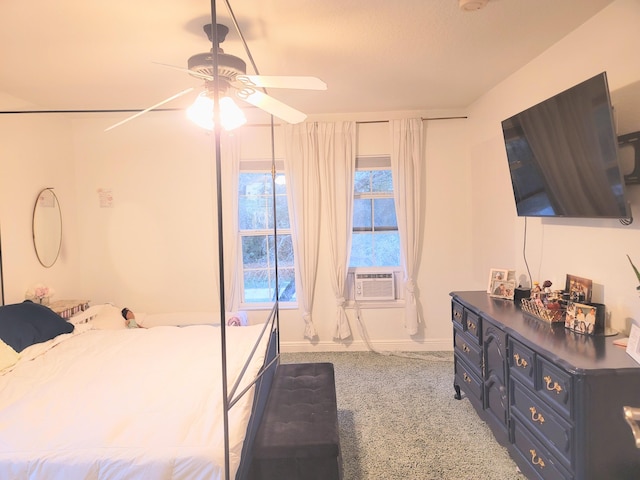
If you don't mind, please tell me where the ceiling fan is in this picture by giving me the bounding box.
[106,23,327,131]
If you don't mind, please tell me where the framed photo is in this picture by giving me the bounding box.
[565,301,601,335]
[565,274,593,303]
[627,323,640,364]
[490,279,516,300]
[487,269,509,293]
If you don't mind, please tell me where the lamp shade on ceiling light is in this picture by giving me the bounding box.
[459,0,488,11]
[186,93,247,131]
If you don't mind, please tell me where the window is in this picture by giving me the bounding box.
[238,169,296,304]
[349,158,400,268]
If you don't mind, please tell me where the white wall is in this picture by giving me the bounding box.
[467,0,640,334]
[59,112,467,352]
[0,108,79,303]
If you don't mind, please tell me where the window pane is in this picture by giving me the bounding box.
[274,234,294,267]
[277,267,296,302]
[349,233,374,267]
[243,269,273,303]
[238,196,269,230]
[275,196,290,228]
[242,236,267,268]
[354,171,371,194]
[371,170,393,192]
[375,232,401,266]
[352,198,372,230]
[373,198,397,229]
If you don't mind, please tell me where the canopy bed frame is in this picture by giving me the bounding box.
[0,0,285,478]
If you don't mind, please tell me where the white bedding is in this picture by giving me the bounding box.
[0,322,269,480]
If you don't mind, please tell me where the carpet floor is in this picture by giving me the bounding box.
[281,350,527,480]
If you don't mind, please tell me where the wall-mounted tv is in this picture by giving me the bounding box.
[501,72,631,219]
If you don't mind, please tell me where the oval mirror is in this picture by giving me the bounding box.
[32,188,62,268]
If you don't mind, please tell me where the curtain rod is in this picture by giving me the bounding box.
[239,116,467,128]
[356,116,467,124]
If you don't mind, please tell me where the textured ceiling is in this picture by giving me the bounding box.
[0,0,616,120]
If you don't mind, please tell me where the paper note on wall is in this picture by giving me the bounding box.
[98,188,113,208]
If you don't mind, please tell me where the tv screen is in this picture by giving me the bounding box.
[501,72,631,218]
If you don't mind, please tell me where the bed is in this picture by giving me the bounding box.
[0,301,278,480]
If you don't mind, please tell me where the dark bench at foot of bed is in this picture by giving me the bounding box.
[248,362,342,480]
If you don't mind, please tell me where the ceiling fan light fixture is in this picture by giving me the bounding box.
[186,92,247,131]
[459,0,489,11]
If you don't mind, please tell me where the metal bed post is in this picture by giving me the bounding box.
[206,1,231,479]
[0,223,4,306]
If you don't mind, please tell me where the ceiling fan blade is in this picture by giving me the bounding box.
[153,62,213,81]
[235,75,326,90]
[236,88,307,124]
[104,87,195,132]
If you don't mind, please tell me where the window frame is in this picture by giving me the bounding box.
[348,156,403,305]
[237,160,297,309]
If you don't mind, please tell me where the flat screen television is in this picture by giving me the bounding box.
[501,72,631,219]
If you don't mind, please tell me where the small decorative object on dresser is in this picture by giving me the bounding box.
[24,283,55,305]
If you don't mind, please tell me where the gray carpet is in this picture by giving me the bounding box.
[281,351,526,480]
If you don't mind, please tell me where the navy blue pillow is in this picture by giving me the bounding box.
[0,301,74,352]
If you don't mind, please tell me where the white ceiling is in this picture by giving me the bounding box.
[0,0,616,120]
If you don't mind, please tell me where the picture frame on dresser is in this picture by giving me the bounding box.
[490,279,515,300]
[565,301,601,334]
[487,269,508,293]
[627,323,640,364]
[565,273,592,303]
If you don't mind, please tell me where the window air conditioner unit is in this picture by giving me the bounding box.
[354,270,395,301]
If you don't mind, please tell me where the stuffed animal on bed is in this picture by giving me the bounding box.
[121,308,141,329]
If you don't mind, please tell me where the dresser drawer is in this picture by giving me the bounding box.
[509,337,535,388]
[536,357,572,418]
[511,416,573,480]
[510,378,573,470]
[464,310,482,343]
[454,355,483,405]
[452,301,464,327]
[454,326,482,371]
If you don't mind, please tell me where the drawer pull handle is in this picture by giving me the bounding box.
[623,406,640,449]
[454,310,462,320]
[467,322,477,331]
[530,407,545,424]
[530,449,545,469]
[513,353,528,368]
[463,372,472,384]
[462,343,470,353]
[544,375,563,394]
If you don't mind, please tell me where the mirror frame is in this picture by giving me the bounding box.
[32,188,62,268]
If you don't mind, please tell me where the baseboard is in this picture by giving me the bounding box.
[280,337,452,353]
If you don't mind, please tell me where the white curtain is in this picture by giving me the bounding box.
[390,118,424,335]
[318,122,356,340]
[220,132,241,312]
[284,123,320,339]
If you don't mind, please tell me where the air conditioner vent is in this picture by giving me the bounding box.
[354,270,395,301]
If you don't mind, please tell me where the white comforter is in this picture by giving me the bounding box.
[0,323,269,480]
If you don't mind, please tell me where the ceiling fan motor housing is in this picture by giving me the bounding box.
[187,51,247,80]
[188,23,246,82]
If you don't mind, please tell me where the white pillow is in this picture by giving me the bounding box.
[88,304,128,330]
[0,339,20,372]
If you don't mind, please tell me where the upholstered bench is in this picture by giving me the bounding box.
[248,362,342,480]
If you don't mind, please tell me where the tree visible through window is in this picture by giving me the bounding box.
[238,171,296,303]
[349,167,400,267]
